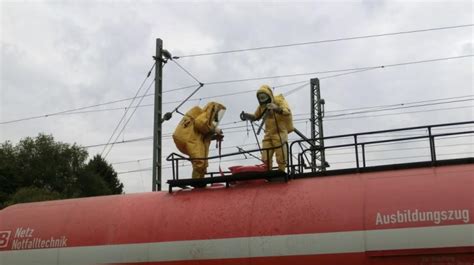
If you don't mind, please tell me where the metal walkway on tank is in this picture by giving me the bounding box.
[166,144,290,193]
[166,121,474,193]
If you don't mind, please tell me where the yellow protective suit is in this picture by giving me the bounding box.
[173,102,226,179]
[252,85,293,171]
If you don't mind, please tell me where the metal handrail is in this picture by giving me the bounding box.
[322,121,473,140]
[166,143,289,180]
[289,121,473,175]
[166,121,473,181]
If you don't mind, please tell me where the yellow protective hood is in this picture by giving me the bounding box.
[252,85,294,136]
[202,102,226,122]
[256,85,274,104]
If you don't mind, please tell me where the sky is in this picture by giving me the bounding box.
[1,0,473,193]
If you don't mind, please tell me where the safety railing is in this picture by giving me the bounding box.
[289,121,474,176]
[166,121,473,192]
[166,143,289,192]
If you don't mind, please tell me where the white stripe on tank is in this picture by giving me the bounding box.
[1,224,472,265]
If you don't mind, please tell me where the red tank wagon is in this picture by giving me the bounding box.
[1,162,473,264]
[1,121,473,264]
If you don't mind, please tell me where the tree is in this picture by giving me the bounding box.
[0,141,19,207]
[76,170,112,197]
[6,187,62,206]
[0,134,124,208]
[85,155,124,194]
[13,134,88,197]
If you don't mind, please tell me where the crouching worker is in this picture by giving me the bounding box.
[240,85,293,172]
[173,102,226,181]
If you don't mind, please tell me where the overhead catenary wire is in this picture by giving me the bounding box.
[324,105,473,121]
[51,93,474,117]
[284,68,382,96]
[99,63,156,157]
[30,62,382,121]
[112,158,154,165]
[0,96,148,124]
[0,63,157,125]
[174,65,378,89]
[83,103,473,149]
[59,88,259,116]
[321,95,474,114]
[293,98,474,119]
[84,136,155,148]
[117,167,154,175]
[102,80,156,158]
[283,105,474,124]
[218,109,473,135]
[164,54,473,94]
[2,54,472,125]
[282,55,473,96]
[173,24,474,58]
[329,100,474,118]
[218,95,474,127]
[27,91,474,118]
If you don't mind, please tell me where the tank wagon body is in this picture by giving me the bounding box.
[0,163,473,265]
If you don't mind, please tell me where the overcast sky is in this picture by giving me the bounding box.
[1,0,473,193]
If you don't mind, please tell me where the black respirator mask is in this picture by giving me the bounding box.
[257,93,272,106]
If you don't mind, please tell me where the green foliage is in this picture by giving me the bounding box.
[86,155,124,194]
[5,187,62,206]
[0,141,18,202]
[0,134,124,208]
[76,170,112,197]
[12,134,88,197]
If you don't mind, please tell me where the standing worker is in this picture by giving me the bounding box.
[240,85,293,172]
[173,102,226,180]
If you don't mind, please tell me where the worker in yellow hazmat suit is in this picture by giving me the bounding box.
[241,85,293,171]
[173,102,226,179]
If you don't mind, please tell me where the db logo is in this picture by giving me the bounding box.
[0,231,11,248]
